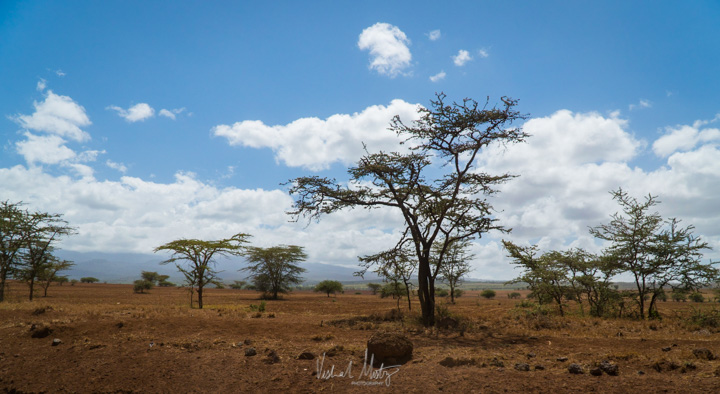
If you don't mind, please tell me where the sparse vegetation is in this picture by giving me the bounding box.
[80,277,99,283]
[480,289,496,299]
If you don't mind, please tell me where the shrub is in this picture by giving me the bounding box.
[672,289,688,302]
[508,292,522,299]
[689,292,705,303]
[133,280,153,294]
[380,283,407,298]
[248,301,266,312]
[453,289,464,298]
[355,292,362,295]
[686,307,720,329]
[435,288,449,297]
[480,289,496,299]
[70,279,78,286]
[367,283,382,295]
[80,277,99,283]
[229,280,246,290]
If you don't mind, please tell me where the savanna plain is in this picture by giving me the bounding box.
[2,283,720,393]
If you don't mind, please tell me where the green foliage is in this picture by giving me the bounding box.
[508,292,522,299]
[248,301,266,312]
[435,239,473,304]
[314,280,343,297]
[672,289,688,302]
[80,277,99,283]
[434,287,449,297]
[480,289,496,299]
[154,233,250,309]
[453,289,464,298]
[687,307,720,329]
[381,283,407,299]
[242,245,307,300]
[133,279,153,293]
[70,279,78,285]
[689,292,705,303]
[590,188,716,319]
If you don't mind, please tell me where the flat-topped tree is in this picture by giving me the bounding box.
[242,245,307,300]
[154,233,250,308]
[288,93,527,326]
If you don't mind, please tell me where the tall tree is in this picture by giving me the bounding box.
[590,189,716,319]
[242,245,307,300]
[288,94,527,326]
[154,233,250,309]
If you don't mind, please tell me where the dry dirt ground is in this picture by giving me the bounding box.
[1,283,720,393]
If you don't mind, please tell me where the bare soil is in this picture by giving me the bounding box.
[2,283,720,393]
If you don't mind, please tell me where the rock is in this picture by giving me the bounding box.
[514,363,530,372]
[31,326,52,339]
[324,345,344,357]
[557,356,568,362]
[568,363,583,374]
[297,352,315,360]
[51,338,62,346]
[652,360,680,372]
[366,332,413,367]
[534,365,545,371]
[489,357,504,368]
[638,370,645,375]
[527,352,536,359]
[693,348,715,360]
[244,347,257,356]
[116,322,124,329]
[590,367,603,376]
[599,360,619,376]
[243,339,253,345]
[264,349,280,364]
[662,347,671,352]
[32,307,47,316]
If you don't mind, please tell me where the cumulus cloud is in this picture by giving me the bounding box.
[107,103,155,122]
[213,99,422,171]
[358,23,412,77]
[653,124,720,157]
[427,29,441,41]
[36,79,47,91]
[15,133,76,165]
[453,49,472,66]
[159,107,186,120]
[12,91,91,142]
[429,71,446,82]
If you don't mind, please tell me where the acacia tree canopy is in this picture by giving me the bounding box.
[154,233,250,309]
[242,245,307,300]
[288,93,528,326]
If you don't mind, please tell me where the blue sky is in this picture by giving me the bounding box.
[2,1,719,280]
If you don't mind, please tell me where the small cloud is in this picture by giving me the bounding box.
[478,48,489,58]
[629,99,652,111]
[453,49,472,66]
[76,149,105,163]
[159,107,186,120]
[666,90,674,97]
[107,103,155,122]
[55,70,66,77]
[429,71,446,82]
[36,79,47,91]
[427,30,441,41]
[106,160,128,173]
[358,22,412,78]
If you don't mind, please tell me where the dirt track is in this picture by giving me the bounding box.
[1,283,720,393]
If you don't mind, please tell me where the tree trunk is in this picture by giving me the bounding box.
[29,277,35,301]
[0,268,7,302]
[449,282,455,304]
[417,256,435,327]
[197,286,203,309]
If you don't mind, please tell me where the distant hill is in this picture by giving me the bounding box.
[54,250,380,284]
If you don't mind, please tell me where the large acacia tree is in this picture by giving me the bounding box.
[288,93,527,326]
[154,233,250,308]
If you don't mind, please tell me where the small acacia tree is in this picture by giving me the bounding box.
[590,189,716,319]
[36,258,74,297]
[435,239,473,304]
[242,245,307,300]
[358,246,415,310]
[314,280,343,297]
[367,283,382,295]
[154,233,250,309]
[80,277,99,283]
[288,93,528,326]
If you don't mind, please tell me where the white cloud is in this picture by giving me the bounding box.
[159,107,186,120]
[478,48,489,58]
[629,99,652,111]
[15,133,76,165]
[55,69,66,77]
[453,49,472,66]
[653,123,720,157]
[106,160,128,173]
[36,79,47,91]
[107,103,155,122]
[429,71,446,82]
[427,29,441,41]
[357,22,412,77]
[12,91,91,142]
[213,99,422,171]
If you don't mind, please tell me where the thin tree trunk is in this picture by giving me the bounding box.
[197,286,203,309]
